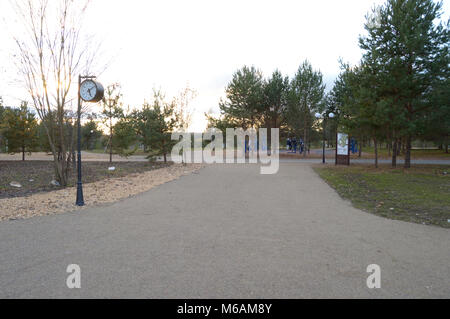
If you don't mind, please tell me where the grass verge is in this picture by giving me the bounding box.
[313,164,450,228]
[354,147,450,159]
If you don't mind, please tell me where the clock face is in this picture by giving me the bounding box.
[80,80,97,102]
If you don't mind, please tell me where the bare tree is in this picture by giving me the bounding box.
[175,85,197,131]
[101,83,123,163]
[10,0,98,186]
[174,85,197,165]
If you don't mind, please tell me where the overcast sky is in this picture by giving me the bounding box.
[1,0,449,131]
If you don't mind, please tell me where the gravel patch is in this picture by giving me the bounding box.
[0,163,204,222]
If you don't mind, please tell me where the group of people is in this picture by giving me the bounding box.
[286,137,305,154]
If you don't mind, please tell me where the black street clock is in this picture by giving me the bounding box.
[80,79,104,102]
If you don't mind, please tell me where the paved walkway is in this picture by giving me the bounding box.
[0,163,449,298]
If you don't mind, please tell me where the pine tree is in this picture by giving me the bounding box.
[359,0,449,168]
[262,70,289,147]
[133,91,180,162]
[112,115,137,157]
[2,101,39,160]
[219,66,265,129]
[287,60,325,156]
[81,119,103,150]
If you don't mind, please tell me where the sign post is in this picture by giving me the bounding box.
[335,132,350,166]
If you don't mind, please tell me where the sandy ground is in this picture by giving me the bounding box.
[0,163,204,221]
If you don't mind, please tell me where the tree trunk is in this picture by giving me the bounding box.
[22,144,25,161]
[41,119,66,186]
[53,156,67,186]
[163,153,167,163]
[303,125,307,158]
[58,108,67,186]
[67,122,76,174]
[269,116,277,150]
[374,137,378,168]
[404,135,411,169]
[358,137,362,158]
[109,116,113,163]
[392,139,397,168]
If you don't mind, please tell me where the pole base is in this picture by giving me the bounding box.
[76,182,84,206]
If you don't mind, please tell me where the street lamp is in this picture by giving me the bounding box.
[315,112,335,164]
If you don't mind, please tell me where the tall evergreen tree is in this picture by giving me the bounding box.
[287,60,325,156]
[219,66,265,129]
[359,0,449,168]
[81,119,103,150]
[425,76,450,152]
[262,70,289,146]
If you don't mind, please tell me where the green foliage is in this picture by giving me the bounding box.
[286,60,325,150]
[357,0,450,166]
[336,63,387,137]
[205,112,238,132]
[330,0,449,166]
[132,90,180,162]
[81,119,103,150]
[219,66,265,129]
[36,110,75,155]
[423,76,450,150]
[37,121,52,153]
[112,116,137,157]
[1,101,39,160]
[211,63,325,148]
[262,70,289,133]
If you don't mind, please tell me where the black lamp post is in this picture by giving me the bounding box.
[76,75,104,206]
[76,75,84,206]
[315,112,335,164]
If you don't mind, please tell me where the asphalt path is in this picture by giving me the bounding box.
[0,163,449,298]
